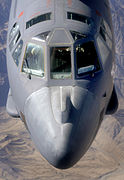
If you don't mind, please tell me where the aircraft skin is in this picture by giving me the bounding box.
[6,0,118,169]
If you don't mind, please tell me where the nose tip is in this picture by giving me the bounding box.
[52,151,75,169]
[49,123,75,169]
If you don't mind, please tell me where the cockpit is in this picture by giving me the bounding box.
[21,29,101,80]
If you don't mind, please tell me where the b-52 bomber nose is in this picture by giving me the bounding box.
[6,0,118,169]
[24,86,100,169]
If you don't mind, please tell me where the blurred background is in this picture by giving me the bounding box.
[0,0,124,179]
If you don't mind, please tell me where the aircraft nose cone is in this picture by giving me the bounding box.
[24,87,100,169]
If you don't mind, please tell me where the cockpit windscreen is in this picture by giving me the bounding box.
[22,43,45,77]
[76,41,100,76]
[50,47,71,79]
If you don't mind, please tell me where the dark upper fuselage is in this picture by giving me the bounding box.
[6,0,116,169]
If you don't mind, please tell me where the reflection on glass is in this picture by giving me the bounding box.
[78,65,95,74]
[22,43,44,77]
[50,47,71,79]
[12,39,23,66]
[76,41,100,76]
[9,31,21,51]
[9,23,19,42]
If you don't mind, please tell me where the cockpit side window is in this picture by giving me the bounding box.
[9,23,19,42]
[50,47,71,79]
[9,31,21,51]
[99,19,112,49]
[97,36,110,64]
[22,43,45,78]
[76,41,100,76]
[9,23,21,51]
[12,39,23,66]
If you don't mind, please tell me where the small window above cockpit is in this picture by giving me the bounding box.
[67,12,94,26]
[70,31,87,42]
[32,31,50,42]
[75,41,100,77]
[26,13,52,29]
[22,43,45,78]
[97,36,110,64]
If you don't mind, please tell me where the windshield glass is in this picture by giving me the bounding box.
[50,47,71,79]
[22,43,44,77]
[76,41,100,76]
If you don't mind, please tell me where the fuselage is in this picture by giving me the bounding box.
[6,0,116,169]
